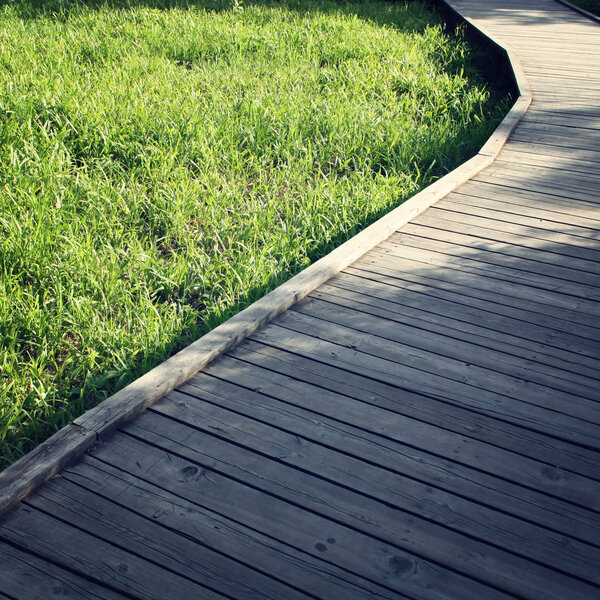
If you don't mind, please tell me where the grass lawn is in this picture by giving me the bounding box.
[0,0,510,467]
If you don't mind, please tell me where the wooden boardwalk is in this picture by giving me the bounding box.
[1,1,599,599]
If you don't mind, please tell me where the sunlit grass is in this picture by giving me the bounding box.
[0,0,510,466]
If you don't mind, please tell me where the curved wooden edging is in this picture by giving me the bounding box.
[0,1,532,516]
[555,0,600,22]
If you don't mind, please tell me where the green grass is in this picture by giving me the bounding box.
[565,0,600,16]
[0,0,510,467]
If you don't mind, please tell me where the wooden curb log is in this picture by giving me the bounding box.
[0,0,532,516]
[555,0,600,23]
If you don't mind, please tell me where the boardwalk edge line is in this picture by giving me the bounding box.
[555,0,600,23]
[0,3,531,516]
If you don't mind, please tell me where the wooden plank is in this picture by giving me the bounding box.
[473,169,600,206]
[524,71,600,83]
[522,63,600,74]
[522,112,600,129]
[345,263,600,357]
[64,456,402,600]
[525,86,599,103]
[481,162,600,196]
[401,217,600,279]
[520,110,600,130]
[318,276,600,380]
[430,200,600,245]
[518,113,600,129]
[456,180,600,220]
[357,247,600,329]
[500,39,600,49]
[446,191,600,232]
[93,431,509,600]
[523,81,598,91]
[527,102,600,117]
[0,540,129,600]
[25,478,312,600]
[382,234,600,301]
[522,72,600,86]
[0,504,227,600]
[293,295,599,401]
[481,161,600,197]
[494,150,600,178]
[271,308,600,429]
[154,389,600,584]
[508,130,600,155]
[503,138,600,160]
[382,234,600,300]
[522,55,598,69]
[123,415,597,600]
[183,362,600,541]
[252,320,600,450]
[226,339,600,479]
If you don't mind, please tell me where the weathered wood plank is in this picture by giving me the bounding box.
[226,340,600,479]
[392,220,600,285]
[380,236,600,303]
[493,152,600,178]
[0,504,227,600]
[123,414,597,600]
[182,365,600,542]
[252,321,600,450]
[518,113,600,128]
[493,137,600,162]
[269,309,600,432]
[316,277,600,381]
[475,166,600,200]
[343,261,599,360]
[64,456,402,600]
[293,295,599,401]
[424,207,600,258]
[154,389,600,584]
[93,431,509,600]
[519,110,600,130]
[444,187,600,234]
[25,478,312,600]
[411,212,600,267]
[356,249,600,330]
[446,191,600,232]
[0,424,96,515]
[345,263,600,356]
[0,540,129,600]
[455,180,600,221]
[507,131,600,156]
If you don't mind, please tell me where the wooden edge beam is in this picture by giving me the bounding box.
[555,0,600,23]
[0,426,96,515]
[0,0,531,517]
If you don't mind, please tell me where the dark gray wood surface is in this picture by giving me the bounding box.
[1,0,599,598]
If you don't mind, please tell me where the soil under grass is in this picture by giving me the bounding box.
[0,0,511,467]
